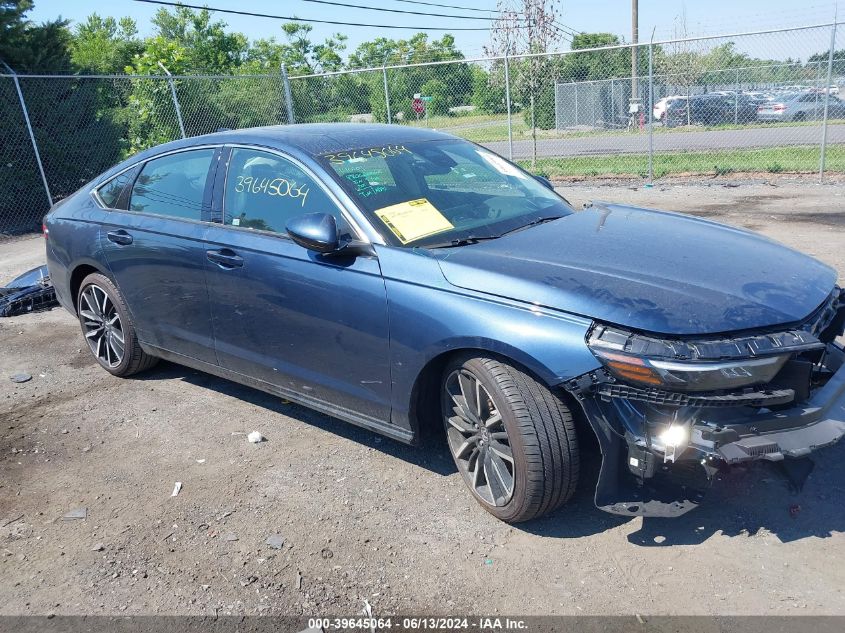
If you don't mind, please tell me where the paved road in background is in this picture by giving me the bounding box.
[482,123,845,159]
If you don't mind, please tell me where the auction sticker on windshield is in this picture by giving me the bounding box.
[374,198,454,244]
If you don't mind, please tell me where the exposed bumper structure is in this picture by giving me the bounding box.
[566,290,845,518]
[716,356,845,463]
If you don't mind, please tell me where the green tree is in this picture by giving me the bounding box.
[70,14,142,73]
[0,0,71,72]
[1,1,127,237]
[149,6,248,73]
[559,33,633,82]
[470,65,506,114]
[809,49,845,77]
[122,6,252,148]
[276,22,346,74]
[124,37,192,151]
[350,33,471,122]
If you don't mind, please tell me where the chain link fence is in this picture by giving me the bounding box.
[2,22,844,240]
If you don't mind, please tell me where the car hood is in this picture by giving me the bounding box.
[435,203,837,336]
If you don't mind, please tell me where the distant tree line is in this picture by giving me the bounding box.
[0,0,836,233]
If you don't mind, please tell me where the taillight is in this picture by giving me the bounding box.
[42,222,49,239]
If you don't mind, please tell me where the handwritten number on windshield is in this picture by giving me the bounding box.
[323,145,412,165]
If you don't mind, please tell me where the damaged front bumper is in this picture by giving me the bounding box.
[566,291,845,518]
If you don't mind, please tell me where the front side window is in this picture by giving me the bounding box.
[129,149,215,220]
[223,148,340,234]
[320,139,572,247]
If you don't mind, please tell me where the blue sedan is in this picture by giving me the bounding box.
[45,124,845,521]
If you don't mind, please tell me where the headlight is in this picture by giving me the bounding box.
[588,326,790,392]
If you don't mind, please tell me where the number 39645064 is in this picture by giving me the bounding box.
[235,175,309,207]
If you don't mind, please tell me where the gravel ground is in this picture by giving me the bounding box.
[2,175,845,617]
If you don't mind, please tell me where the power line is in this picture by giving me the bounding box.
[133,0,513,30]
[552,19,583,37]
[390,0,499,13]
[295,0,500,21]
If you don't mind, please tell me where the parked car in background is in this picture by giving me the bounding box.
[757,91,845,121]
[653,95,685,121]
[44,124,845,522]
[664,93,759,127]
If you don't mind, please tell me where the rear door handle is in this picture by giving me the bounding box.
[106,230,133,246]
[206,248,244,269]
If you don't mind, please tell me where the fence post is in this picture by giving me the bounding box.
[647,42,654,182]
[281,64,295,125]
[504,52,513,160]
[157,62,185,138]
[610,78,615,128]
[4,66,53,207]
[382,66,392,124]
[734,68,740,124]
[820,21,837,181]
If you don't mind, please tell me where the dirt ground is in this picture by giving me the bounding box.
[2,175,845,618]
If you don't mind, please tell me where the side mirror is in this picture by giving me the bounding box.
[535,175,554,191]
[287,213,340,254]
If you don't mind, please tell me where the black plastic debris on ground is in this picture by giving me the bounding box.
[0,265,59,317]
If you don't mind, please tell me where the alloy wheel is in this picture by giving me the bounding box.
[79,284,125,368]
[444,369,515,507]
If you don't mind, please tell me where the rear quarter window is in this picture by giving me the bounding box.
[95,168,138,210]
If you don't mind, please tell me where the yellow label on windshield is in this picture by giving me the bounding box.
[374,198,454,244]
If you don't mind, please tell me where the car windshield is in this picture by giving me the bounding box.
[319,139,573,247]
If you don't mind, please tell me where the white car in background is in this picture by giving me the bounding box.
[653,95,685,122]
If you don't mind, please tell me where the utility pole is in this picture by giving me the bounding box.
[631,0,639,100]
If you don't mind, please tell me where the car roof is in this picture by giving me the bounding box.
[147,123,457,158]
[90,123,466,189]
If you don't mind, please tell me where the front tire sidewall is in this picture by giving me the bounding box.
[77,274,136,377]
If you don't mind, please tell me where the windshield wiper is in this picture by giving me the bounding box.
[424,235,502,249]
[497,215,565,238]
[423,215,564,249]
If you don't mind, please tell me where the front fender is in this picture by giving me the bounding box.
[375,245,601,433]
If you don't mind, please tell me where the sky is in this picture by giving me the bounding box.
[28,0,843,62]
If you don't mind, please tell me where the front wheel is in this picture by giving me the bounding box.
[441,354,579,523]
[77,272,158,377]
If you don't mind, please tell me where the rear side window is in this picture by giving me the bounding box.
[223,148,339,233]
[96,167,138,210]
[129,149,215,220]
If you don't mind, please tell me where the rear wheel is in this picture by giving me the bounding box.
[441,354,579,523]
[77,272,158,377]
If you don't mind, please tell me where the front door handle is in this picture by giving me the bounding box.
[206,248,244,269]
[106,230,133,246]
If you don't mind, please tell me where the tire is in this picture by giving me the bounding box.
[792,111,806,122]
[441,354,579,523]
[77,272,158,377]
